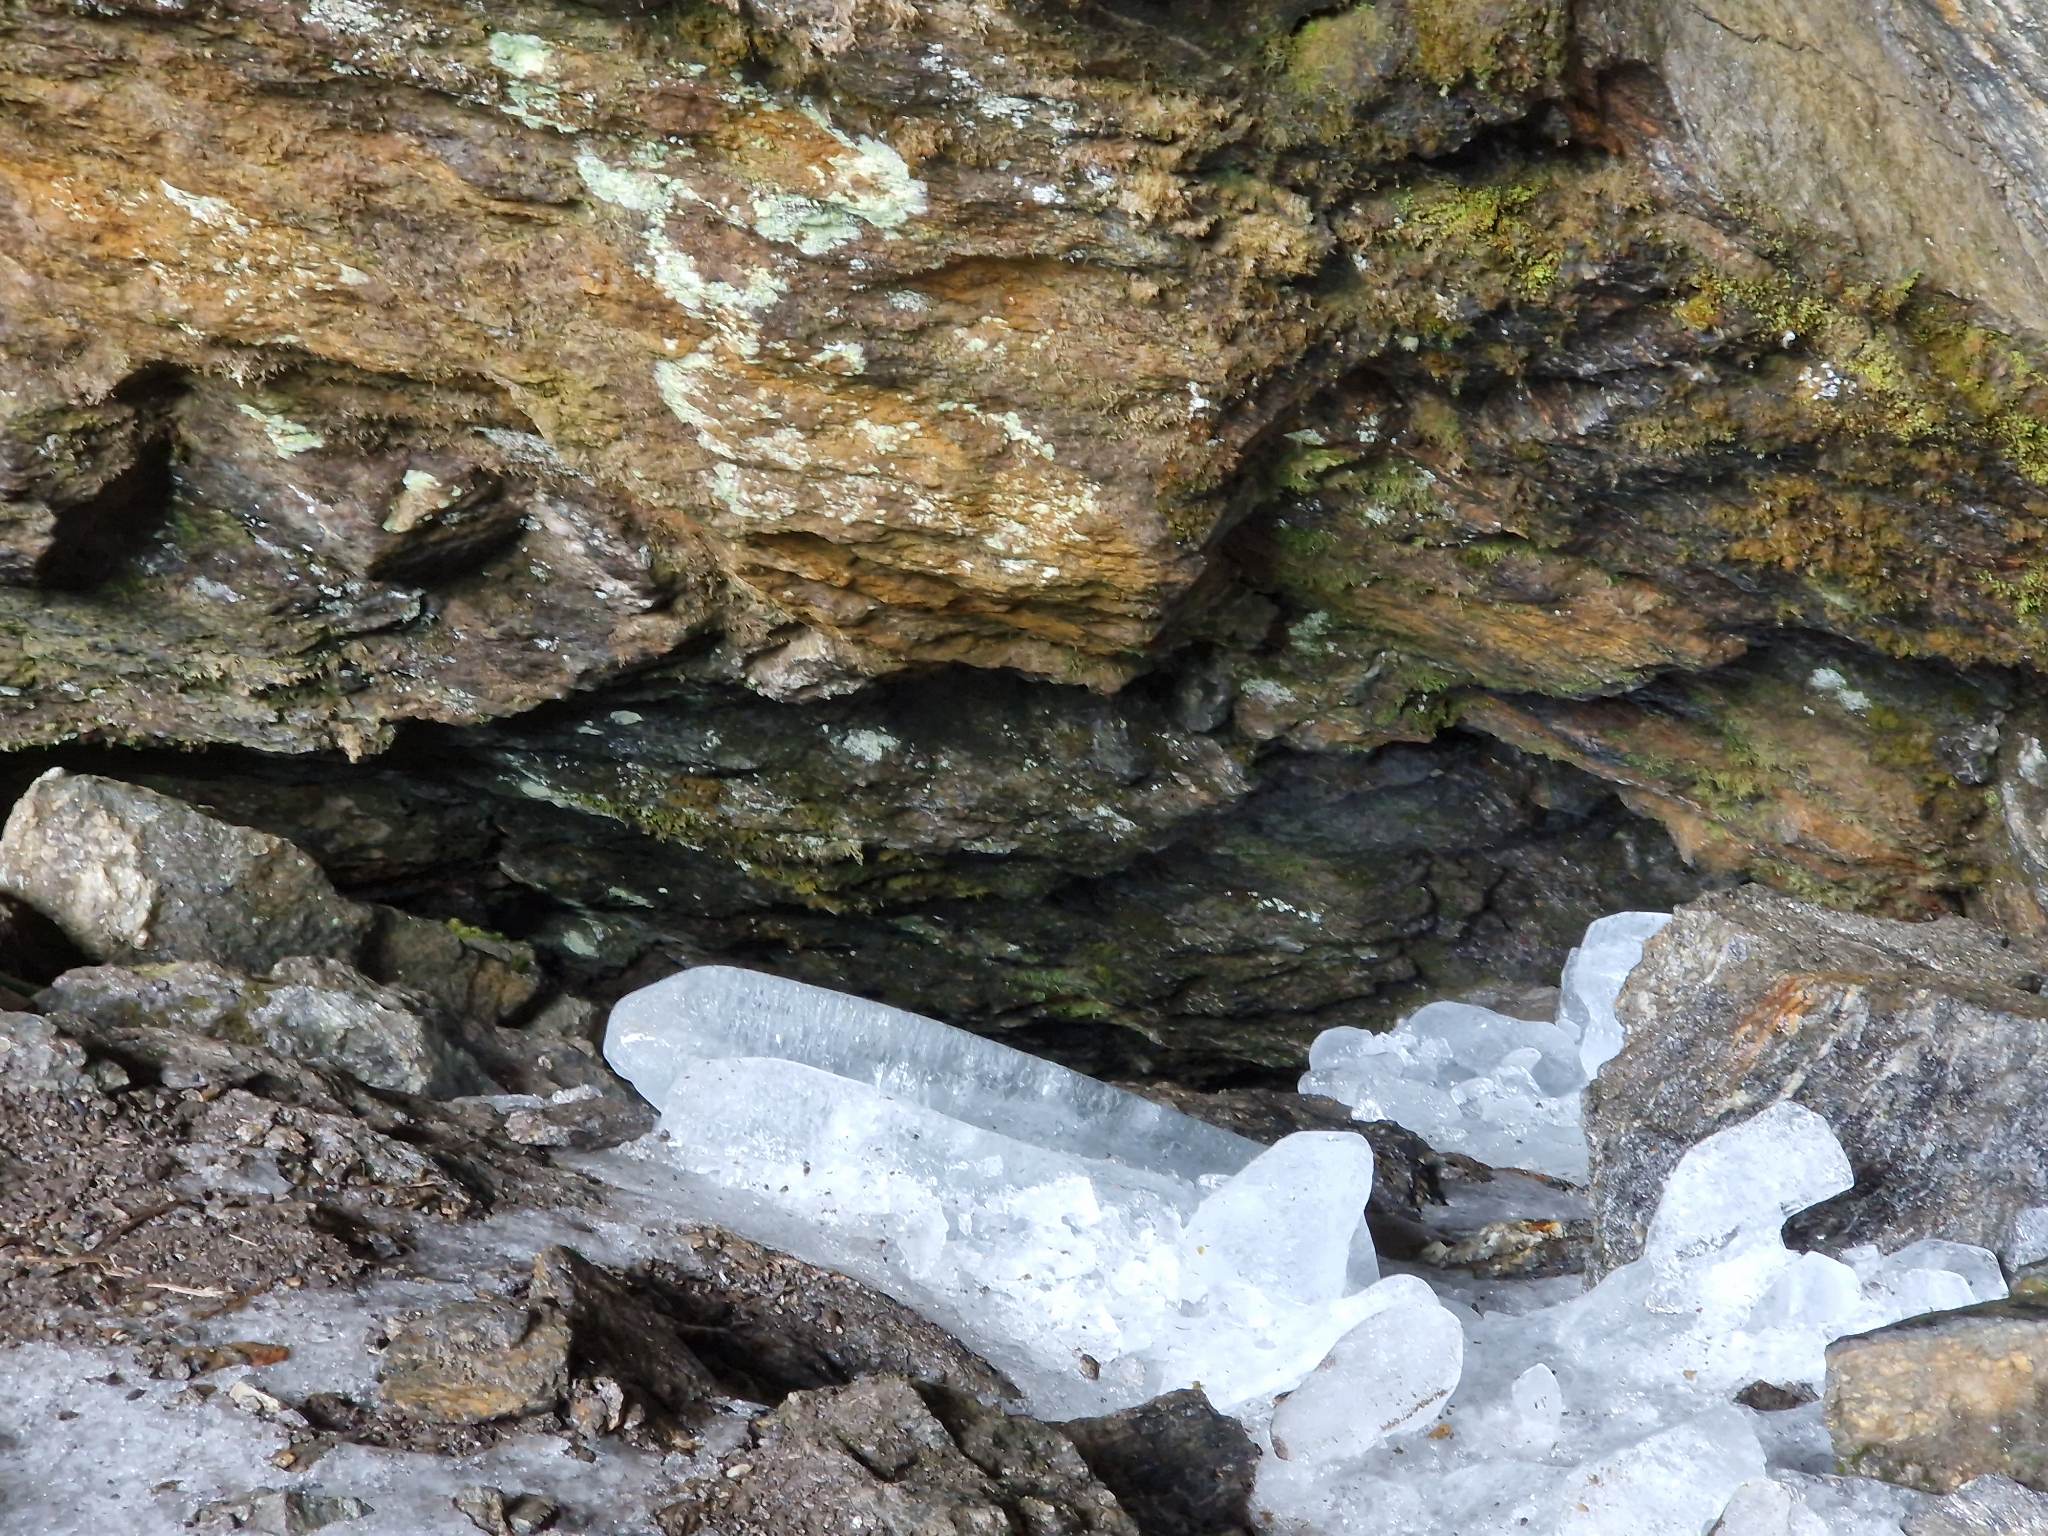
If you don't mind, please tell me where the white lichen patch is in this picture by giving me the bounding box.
[810,341,867,373]
[502,82,579,133]
[235,402,325,457]
[937,401,1056,460]
[159,181,251,236]
[578,149,789,350]
[653,353,748,460]
[836,727,899,764]
[1807,666,1872,714]
[748,193,868,258]
[1797,363,1854,403]
[853,419,919,454]
[793,98,928,237]
[303,0,381,36]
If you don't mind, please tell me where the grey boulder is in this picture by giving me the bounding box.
[1586,886,2048,1271]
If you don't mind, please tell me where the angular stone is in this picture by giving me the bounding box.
[0,1010,103,1092]
[378,1300,571,1424]
[0,771,573,1090]
[191,1486,372,1534]
[41,959,492,1098]
[1825,1294,2048,1493]
[362,911,540,1029]
[0,771,375,975]
[1059,1389,1259,1536]
[655,1376,1138,1536]
[1587,887,2048,1270]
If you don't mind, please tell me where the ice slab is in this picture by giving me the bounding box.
[608,964,1257,1182]
[606,966,1391,1417]
[1298,912,1671,1182]
[1268,1274,1464,1467]
[600,933,2003,1536]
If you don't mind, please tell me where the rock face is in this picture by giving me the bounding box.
[9,0,2048,1067]
[1586,887,2048,1271]
[1825,1295,2048,1494]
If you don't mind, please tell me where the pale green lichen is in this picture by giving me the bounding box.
[486,31,551,79]
[234,401,325,457]
[578,150,789,346]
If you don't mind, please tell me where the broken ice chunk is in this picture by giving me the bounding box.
[1268,1275,1463,1466]
[1182,1132,1376,1309]
[1643,1102,1852,1271]
[1530,1407,1765,1535]
[606,965,1258,1183]
[1303,1002,1591,1179]
[1508,1363,1564,1456]
[1559,910,1670,1078]
[1843,1239,2007,1319]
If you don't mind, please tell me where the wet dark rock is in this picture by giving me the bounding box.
[0,889,86,988]
[41,959,493,1098]
[1735,1380,1818,1413]
[1120,1084,1445,1216]
[634,1225,1016,1409]
[1826,1294,2048,1493]
[656,1376,1137,1536]
[378,1300,572,1425]
[1059,1389,1259,1536]
[0,393,171,589]
[528,1245,718,1422]
[1586,887,2048,1271]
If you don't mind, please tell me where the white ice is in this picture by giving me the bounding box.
[1299,912,1670,1181]
[604,967,1445,1418]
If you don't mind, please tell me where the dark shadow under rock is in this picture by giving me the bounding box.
[632,1225,1018,1409]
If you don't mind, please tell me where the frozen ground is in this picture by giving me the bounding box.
[606,915,2013,1535]
[0,912,2015,1534]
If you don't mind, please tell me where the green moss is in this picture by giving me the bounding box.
[1410,0,1566,94]
[1273,439,1364,494]
[445,917,515,947]
[1454,535,1521,569]
[1344,456,1444,524]
[1279,6,1397,102]
[1980,556,2048,619]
